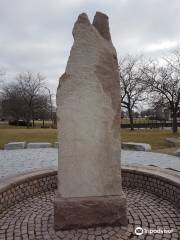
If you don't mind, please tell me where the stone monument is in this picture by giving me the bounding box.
[55,11,127,230]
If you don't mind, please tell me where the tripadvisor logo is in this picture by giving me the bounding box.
[135,227,143,235]
[135,227,174,236]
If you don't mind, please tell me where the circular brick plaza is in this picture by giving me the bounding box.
[0,166,179,240]
[0,187,179,240]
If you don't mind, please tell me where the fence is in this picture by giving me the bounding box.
[121,119,180,129]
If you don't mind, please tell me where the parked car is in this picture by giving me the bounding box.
[8,120,32,127]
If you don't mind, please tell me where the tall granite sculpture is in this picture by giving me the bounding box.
[55,11,127,230]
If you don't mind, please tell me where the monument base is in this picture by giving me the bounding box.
[54,192,127,230]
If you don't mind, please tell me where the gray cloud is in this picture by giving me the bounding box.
[0,0,180,95]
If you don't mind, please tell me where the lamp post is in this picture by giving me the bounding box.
[43,86,53,127]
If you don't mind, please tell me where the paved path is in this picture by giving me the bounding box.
[0,149,179,178]
[0,187,179,240]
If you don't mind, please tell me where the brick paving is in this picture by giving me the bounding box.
[0,187,179,240]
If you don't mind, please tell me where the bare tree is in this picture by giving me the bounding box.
[33,94,51,127]
[16,71,45,126]
[1,71,52,126]
[141,52,180,133]
[119,55,146,130]
[1,83,27,121]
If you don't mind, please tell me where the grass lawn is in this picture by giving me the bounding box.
[0,128,57,149]
[0,123,180,151]
[121,129,180,150]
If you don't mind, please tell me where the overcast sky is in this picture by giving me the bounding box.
[0,0,180,99]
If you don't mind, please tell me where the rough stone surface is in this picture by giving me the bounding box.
[0,187,179,240]
[55,11,126,229]
[122,142,151,151]
[56,11,122,198]
[92,11,111,41]
[175,149,180,157]
[27,142,52,148]
[4,142,26,150]
[166,137,180,147]
[54,194,127,230]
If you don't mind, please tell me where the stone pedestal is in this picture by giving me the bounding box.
[55,11,127,230]
[54,194,127,230]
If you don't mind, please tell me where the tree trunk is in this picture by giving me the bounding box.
[128,108,134,131]
[172,111,178,133]
[26,119,30,128]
